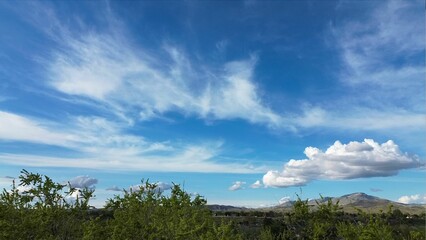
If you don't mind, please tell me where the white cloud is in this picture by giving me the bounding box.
[67,188,83,200]
[263,139,422,187]
[0,111,168,156]
[228,181,246,191]
[40,10,281,127]
[0,151,261,174]
[0,111,265,173]
[397,194,426,204]
[129,182,172,193]
[16,185,34,195]
[0,111,72,147]
[250,180,263,189]
[334,0,424,110]
[68,175,98,189]
[293,107,426,130]
[155,182,173,192]
[279,196,291,204]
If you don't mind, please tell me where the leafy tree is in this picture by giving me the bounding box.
[0,169,94,240]
[285,195,312,239]
[88,179,242,239]
[312,196,342,239]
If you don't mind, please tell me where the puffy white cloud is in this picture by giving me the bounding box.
[397,194,426,204]
[228,181,246,191]
[250,180,262,189]
[263,139,421,187]
[68,176,98,188]
[263,171,307,188]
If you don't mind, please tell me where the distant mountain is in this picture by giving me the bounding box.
[208,193,425,215]
[274,192,426,214]
[334,192,392,207]
[207,204,248,212]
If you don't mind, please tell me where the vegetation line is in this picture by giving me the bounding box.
[0,170,424,239]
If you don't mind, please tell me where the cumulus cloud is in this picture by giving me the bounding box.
[397,194,426,204]
[263,139,421,187]
[68,176,98,189]
[250,180,262,189]
[228,181,246,191]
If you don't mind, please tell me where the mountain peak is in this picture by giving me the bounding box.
[340,192,377,200]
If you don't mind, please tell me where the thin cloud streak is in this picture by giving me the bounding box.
[0,153,264,174]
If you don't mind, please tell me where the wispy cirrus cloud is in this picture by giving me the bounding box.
[0,111,72,147]
[263,139,422,188]
[0,111,263,173]
[0,2,283,174]
[333,0,424,110]
[40,6,281,127]
[1,1,424,176]
[0,150,262,174]
[292,107,425,130]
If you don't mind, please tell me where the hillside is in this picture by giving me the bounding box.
[209,193,426,215]
[275,192,426,214]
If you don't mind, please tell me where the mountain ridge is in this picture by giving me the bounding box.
[208,192,426,214]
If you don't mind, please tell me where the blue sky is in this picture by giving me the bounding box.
[0,0,425,207]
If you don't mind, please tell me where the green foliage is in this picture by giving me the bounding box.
[286,194,313,239]
[337,212,393,240]
[82,179,243,239]
[312,196,342,239]
[0,169,94,240]
[1,170,425,239]
[259,228,274,240]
